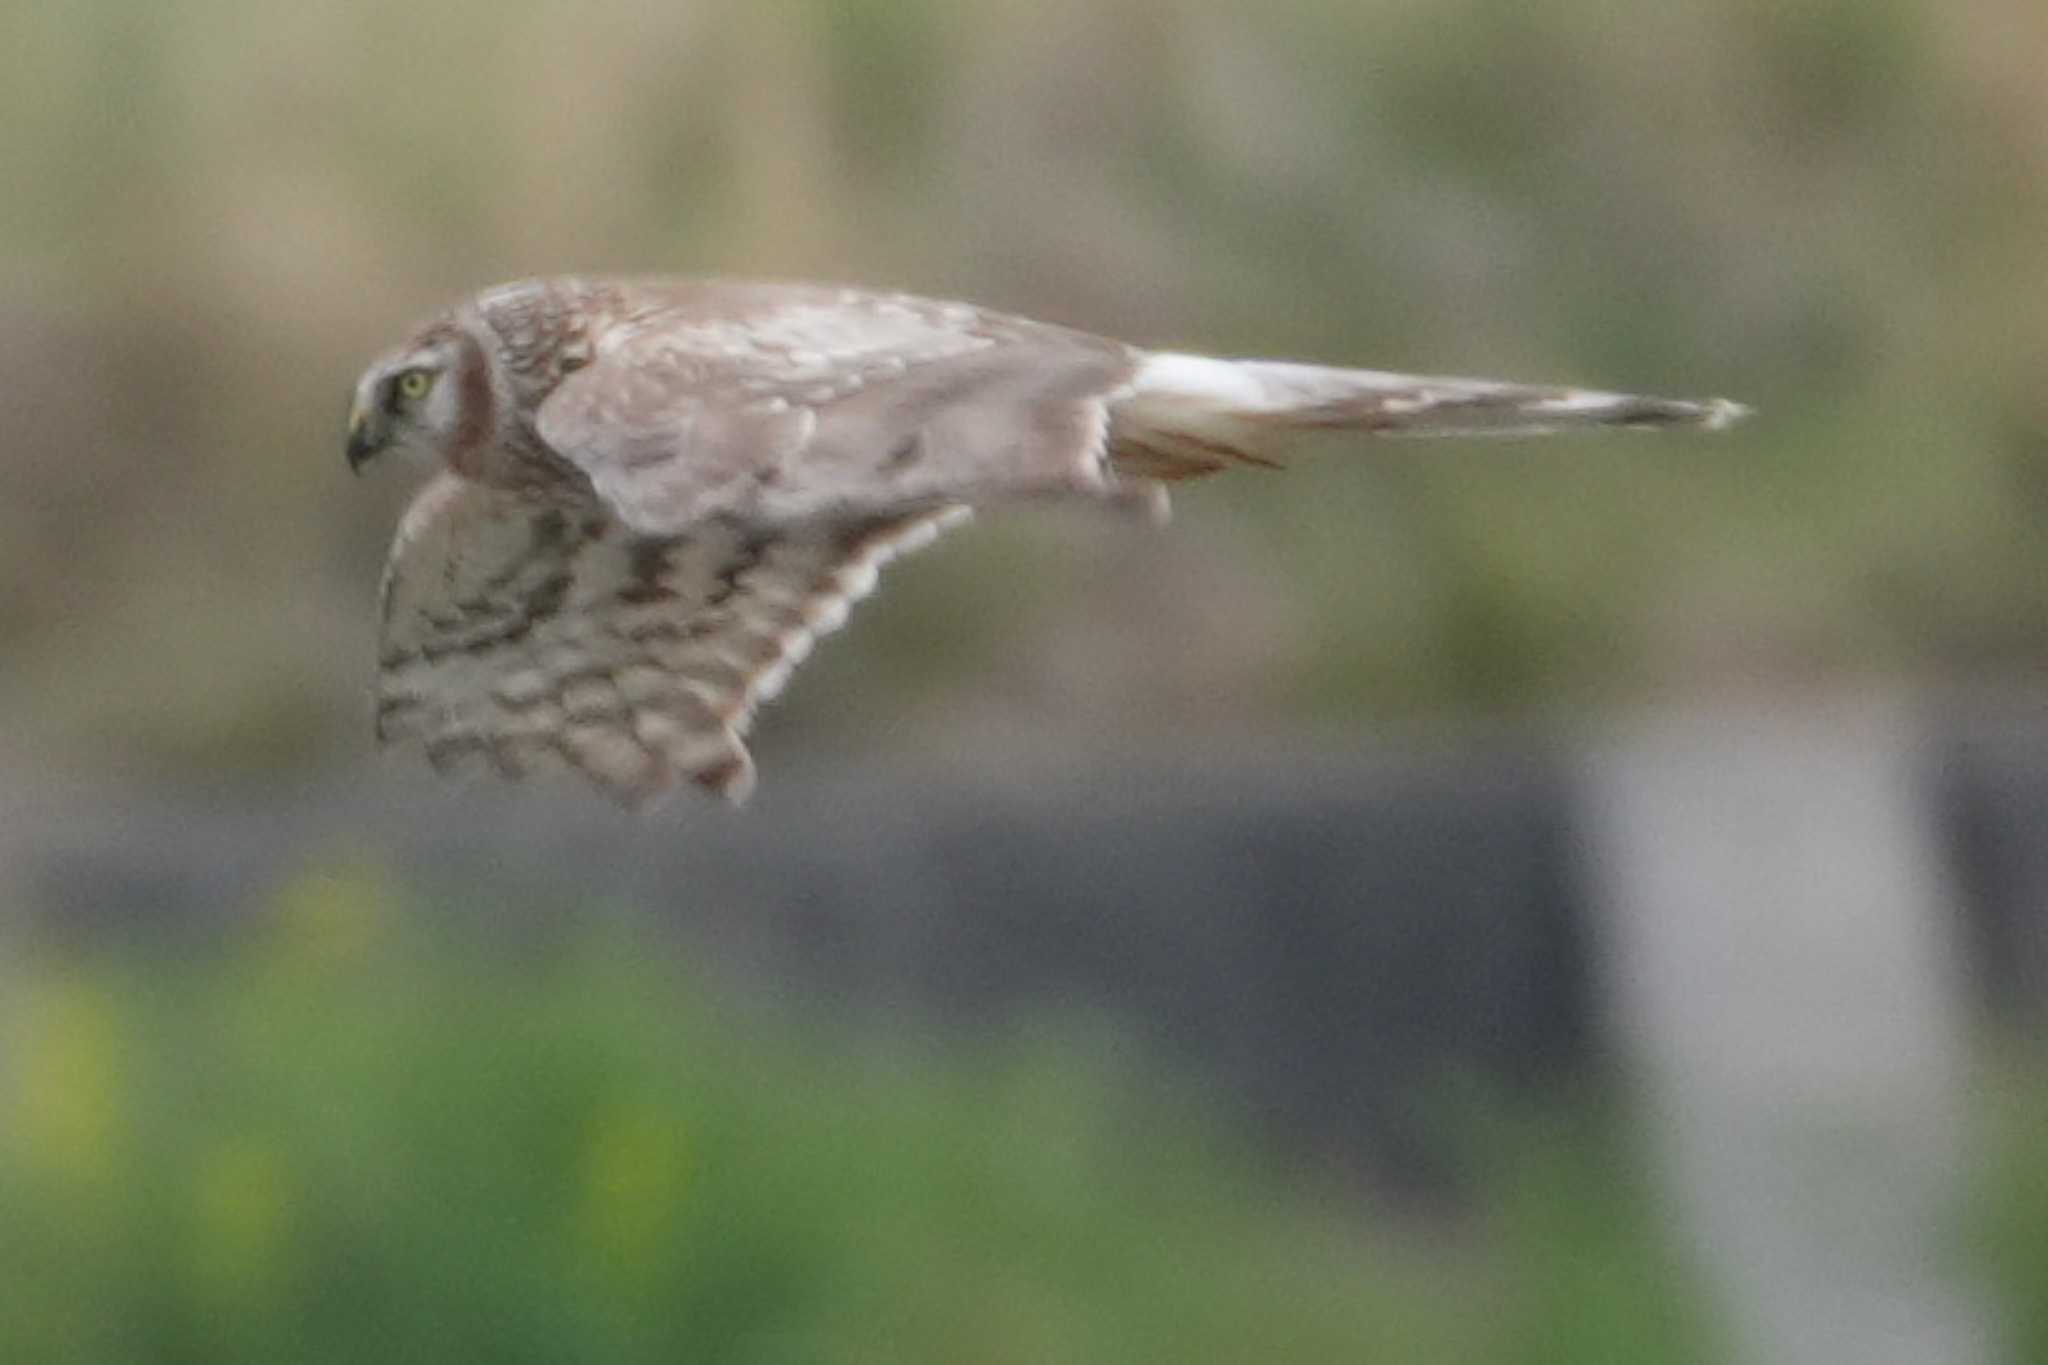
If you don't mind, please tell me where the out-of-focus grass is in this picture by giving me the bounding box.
[0,862,1721,1364]
[1971,1048,2048,1365]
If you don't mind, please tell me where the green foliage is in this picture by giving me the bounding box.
[0,863,1723,1363]
[1970,1050,2048,1365]
[1474,1107,1724,1365]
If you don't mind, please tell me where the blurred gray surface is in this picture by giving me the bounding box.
[1584,699,1992,1365]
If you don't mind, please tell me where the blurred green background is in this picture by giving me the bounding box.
[4,0,2048,1360]
[6,0,2048,774]
[0,863,1728,1364]
[4,861,2043,1361]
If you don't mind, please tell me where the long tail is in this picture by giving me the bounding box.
[1108,351,1749,480]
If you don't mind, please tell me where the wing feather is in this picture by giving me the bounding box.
[375,473,967,805]
[530,282,1139,535]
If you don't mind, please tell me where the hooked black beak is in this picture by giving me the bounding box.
[346,404,385,473]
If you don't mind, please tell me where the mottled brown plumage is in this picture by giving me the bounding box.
[349,275,1746,805]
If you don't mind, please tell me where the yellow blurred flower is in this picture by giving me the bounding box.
[265,856,400,975]
[188,1134,297,1308]
[575,1102,689,1281]
[7,975,124,1186]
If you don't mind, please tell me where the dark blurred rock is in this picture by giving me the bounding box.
[1934,695,2048,1033]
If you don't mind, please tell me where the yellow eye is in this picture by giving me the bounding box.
[395,369,434,401]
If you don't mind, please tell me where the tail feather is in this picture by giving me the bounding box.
[1108,351,1748,479]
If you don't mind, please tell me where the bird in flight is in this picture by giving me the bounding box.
[349,276,1746,805]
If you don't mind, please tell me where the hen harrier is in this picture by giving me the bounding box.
[349,276,1745,804]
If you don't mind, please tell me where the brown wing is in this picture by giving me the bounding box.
[375,473,968,805]
[531,281,1140,535]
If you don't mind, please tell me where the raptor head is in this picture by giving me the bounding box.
[346,325,481,474]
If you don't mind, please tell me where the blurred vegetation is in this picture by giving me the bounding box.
[0,862,1723,1363]
[1972,1047,2048,1365]
[3,0,2047,774]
